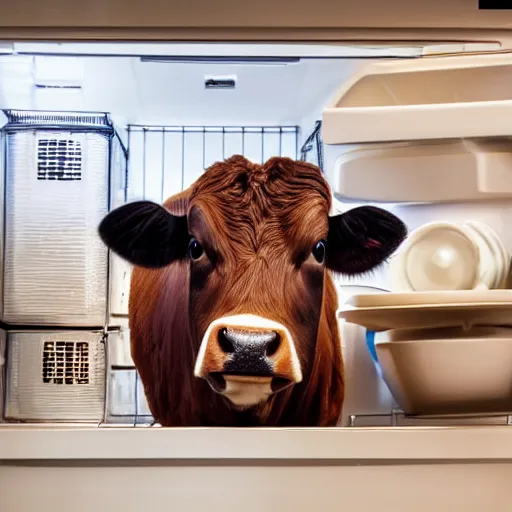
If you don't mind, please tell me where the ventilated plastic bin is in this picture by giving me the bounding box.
[4,330,105,422]
[0,110,125,327]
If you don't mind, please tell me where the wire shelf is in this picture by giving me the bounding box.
[126,123,300,203]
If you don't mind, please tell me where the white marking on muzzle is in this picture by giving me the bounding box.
[193,314,302,407]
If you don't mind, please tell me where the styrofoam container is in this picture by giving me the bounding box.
[375,326,512,416]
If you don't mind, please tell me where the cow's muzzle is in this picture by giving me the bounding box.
[193,314,302,408]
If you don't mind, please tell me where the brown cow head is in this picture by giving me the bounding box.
[99,156,406,425]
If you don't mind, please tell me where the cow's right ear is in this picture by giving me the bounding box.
[98,200,189,268]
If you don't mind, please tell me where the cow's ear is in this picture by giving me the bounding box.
[98,200,189,268]
[326,206,407,275]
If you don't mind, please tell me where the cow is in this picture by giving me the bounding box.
[99,155,406,427]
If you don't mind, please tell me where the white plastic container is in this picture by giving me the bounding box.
[375,326,512,416]
[322,54,512,204]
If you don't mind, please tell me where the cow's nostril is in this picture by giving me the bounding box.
[218,328,235,354]
[265,333,281,357]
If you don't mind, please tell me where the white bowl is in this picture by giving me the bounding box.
[390,220,509,292]
[374,326,512,415]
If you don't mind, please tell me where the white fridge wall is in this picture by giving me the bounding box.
[0,55,360,126]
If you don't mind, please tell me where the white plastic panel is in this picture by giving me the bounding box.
[3,130,109,326]
[107,132,129,319]
[109,255,131,318]
[107,329,134,368]
[4,330,105,422]
[327,138,512,203]
[2,458,512,512]
[322,54,512,144]
[338,321,397,426]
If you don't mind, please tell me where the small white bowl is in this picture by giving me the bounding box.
[375,326,512,416]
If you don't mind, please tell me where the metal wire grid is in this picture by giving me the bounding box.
[299,120,324,171]
[126,125,300,202]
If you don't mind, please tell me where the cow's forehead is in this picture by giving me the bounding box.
[185,156,331,249]
[190,156,331,209]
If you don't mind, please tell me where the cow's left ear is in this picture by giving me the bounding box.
[326,206,407,275]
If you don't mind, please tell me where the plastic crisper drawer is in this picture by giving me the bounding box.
[325,138,512,203]
[322,54,512,145]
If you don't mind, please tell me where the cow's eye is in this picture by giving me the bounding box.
[312,240,326,264]
[188,238,204,260]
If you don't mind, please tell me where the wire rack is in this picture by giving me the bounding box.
[126,124,300,204]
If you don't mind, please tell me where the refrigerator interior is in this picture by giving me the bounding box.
[0,42,511,429]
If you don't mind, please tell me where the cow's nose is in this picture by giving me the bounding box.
[193,314,303,408]
[218,328,281,370]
